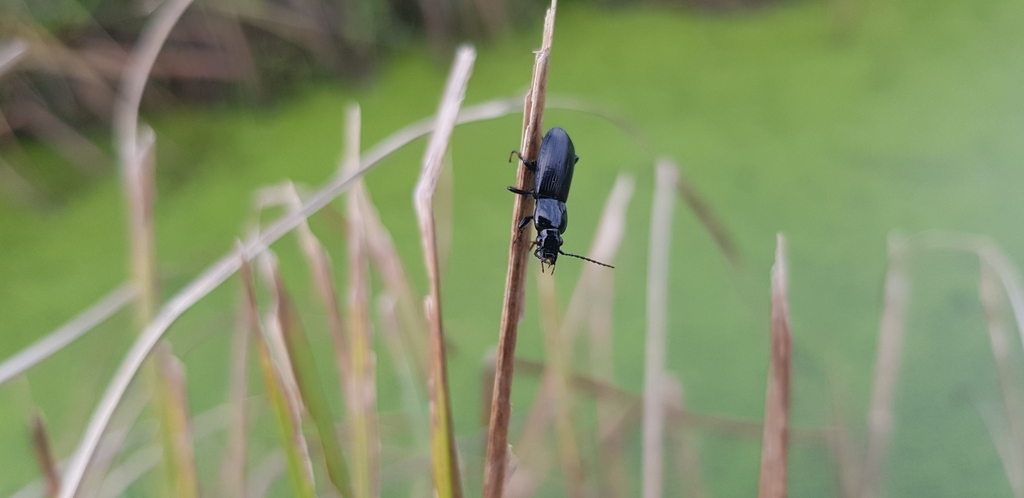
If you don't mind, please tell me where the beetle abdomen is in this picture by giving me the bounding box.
[535,127,577,202]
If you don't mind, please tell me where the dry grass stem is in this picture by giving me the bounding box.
[342,104,381,498]
[509,175,634,497]
[5,94,634,388]
[263,252,352,496]
[30,412,60,497]
[859,233,910,498]
[155,348,200,497]
[288,184,353,383]
[57,93,592,498]
[643,159,679,498]
[376,295,431,495]
[537,272,585,498]
[757,234,792,498]
[484,2,557,495]
[242,255,317,498]
[979,261,1024,497]
[662,377,709,498]
[413,45,476,498]
[0,284,136,386]
[674,170,739,269]
[220,297,251,498]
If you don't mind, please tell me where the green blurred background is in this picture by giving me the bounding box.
[3,0,1024,495]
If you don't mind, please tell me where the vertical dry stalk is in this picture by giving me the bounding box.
[358,191,429,381]
[155,348,200,497]
[508,175,634,497]
[662,377,708,498]
[537,273,585,498]
[220,297,251,498]
[262,252,352,496]
[376,295,432,497]
[589,274,627,498]
[860,234,910,498]
[643,159,679,498]
[288,184,353,385]
[413,45,476,498]
[484,3,557,495]
[55,94,547,498]
[979,261,1024,497]
[241,254,317,498]
[341,104,381,498]
[31,412,60,497]
[110,2,195,497]
[757,234,792,498]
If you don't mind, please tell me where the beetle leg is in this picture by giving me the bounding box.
[517,216,534,233]
[507,186,536,197]
[508,150,537,171]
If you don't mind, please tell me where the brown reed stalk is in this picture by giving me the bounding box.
[341,104,381,498]
[413,45,476,498]
[507,175,634,497]
[30,411,60,497]
[860,233,910,498]
[484,3,557,495]
[643,159,679,498]
[219,296,251,498]
[757,234,792,498]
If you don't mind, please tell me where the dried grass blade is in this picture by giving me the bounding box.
[979,261,1024,497]
[860,234,910,498]
[288,183,353,383]
[264,253,352,496]
[414,45,476,498]
[58,94,589,498]
[0,284,136,387]
[342,104,381,498]
[31,411,60,497]
[219,299,251,498]
[155,347,199,497]
[484,3,557,495]
[241,255,316,498]
[757,234,792,498]
[674,170,739,269]
[643,160,679,498]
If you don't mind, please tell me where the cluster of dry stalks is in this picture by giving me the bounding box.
[8,1,1024,498]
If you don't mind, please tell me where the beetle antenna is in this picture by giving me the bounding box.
[559,250,615,268]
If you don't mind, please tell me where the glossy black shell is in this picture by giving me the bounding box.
[534,127,578,202]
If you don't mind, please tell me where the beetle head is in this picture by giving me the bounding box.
[534,229,563,268]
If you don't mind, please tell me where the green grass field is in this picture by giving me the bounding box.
[3,0,1024,495]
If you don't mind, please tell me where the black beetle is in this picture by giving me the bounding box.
[508,127,614,271]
